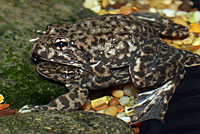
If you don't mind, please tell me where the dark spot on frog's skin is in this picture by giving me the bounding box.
[59,96,70,108]
[79,37,86,43]
[92,37,98,46]
[75,102,82,107]
[48,101,58,108]
[96,32,103,36]
[103,25,110,29]
[143,46,154,54]
[125,20,132,26]
[99,38,106,44]
[95,76,112,83]
[105,32,112,36]
[84,23,87,27]
[70,29,75,33]
[134,70,145,78]
[70,34,75,38]
[119,33,127,36]
[111,24,117,29]
[80,90,89,96]
[94,64,105,74]
[76,23,81,27]
[91,21,96,26]
[69,93,77,101]
[79,33,83,36]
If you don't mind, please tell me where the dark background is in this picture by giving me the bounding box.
[140,66,200,134]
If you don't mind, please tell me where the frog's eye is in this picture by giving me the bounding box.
[54,38,68,51]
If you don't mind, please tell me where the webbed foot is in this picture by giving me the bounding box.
[129,79,179,124]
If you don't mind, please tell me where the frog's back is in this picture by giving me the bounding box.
[60,14,158,67]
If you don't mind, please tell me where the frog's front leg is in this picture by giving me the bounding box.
[19,86,89,113]
[129,61,185,124]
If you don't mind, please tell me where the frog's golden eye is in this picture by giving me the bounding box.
[54,38,68,51]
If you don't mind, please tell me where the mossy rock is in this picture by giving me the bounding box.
[0,0,96,109]
[0,111,135,134]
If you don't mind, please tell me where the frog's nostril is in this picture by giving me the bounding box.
[31,52,40,64]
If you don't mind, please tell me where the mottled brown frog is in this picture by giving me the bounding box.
[21,13,200,124]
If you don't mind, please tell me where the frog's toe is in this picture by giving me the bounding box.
[19,87,89,113]
[129,80,176,124]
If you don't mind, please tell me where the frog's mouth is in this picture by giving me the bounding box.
[32,51,94,74]
[36,62,92,84]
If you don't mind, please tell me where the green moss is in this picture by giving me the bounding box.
[0,0,96,109]
[0,30,67,108]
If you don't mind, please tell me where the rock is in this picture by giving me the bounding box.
[0,111,135,134]
[178,3,192,12]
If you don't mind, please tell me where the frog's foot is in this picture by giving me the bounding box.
[19,87,89,113]
[129,80,176,124]
[130,65,186,124]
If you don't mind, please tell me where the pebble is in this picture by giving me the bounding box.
[103,106,118,116]
[182,33,195,45]
[0,104,9,111]
[116,105,125,113]
[116,112,126,118]
[91,5,101,13]
[149,7,157,13]
[119,96,130,106]
[102,0,109,8]
[178,3,192,12]
[172,17,188,26]
[96,109,105,113]
[83,0,94,9]
[120,6,133,15]
[79,101,91,111]
[118,116,131,123]
[91,96,111,111]
[195,48,200,55]
[112,89,124,98]
[192,38,200,46]
[189,23,200,33]
[162,9,176,17]
[175,11,188,16]
[108,10,119,14]
[123,83,140,96]
[92,103,108,111]
[181,44,194,51]
[98,9,108,15]
[109,98,120,106]
[173,40,183,45]
[0,94,4,103]
[189,11,200,24]
[163,0,173,5]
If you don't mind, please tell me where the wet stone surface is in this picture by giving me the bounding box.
[0,110,134,134]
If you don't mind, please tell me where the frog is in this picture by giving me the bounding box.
[20,12,200,124]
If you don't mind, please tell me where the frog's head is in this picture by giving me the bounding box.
[32,24,86,68]
[37,62,92,85]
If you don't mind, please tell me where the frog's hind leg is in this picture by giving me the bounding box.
[129,62,185,124]
[131,12,189,38]
[19,86,89,112]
